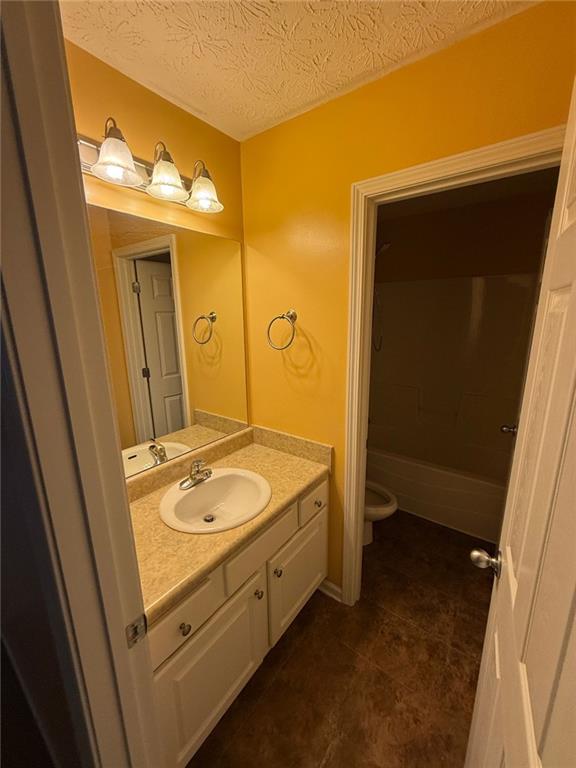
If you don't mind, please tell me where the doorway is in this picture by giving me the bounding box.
[112,234,191,444]
[342,127,565,607]
[367,168,558,543]
[358,166,558,758]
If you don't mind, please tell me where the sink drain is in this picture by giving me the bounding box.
[203,514,215,523]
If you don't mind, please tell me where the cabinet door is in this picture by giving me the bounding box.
[268,507,327,646]
[154,569,268,768]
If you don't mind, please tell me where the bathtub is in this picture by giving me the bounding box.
[366,448,504,542]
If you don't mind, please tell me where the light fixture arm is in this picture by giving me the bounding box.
[104,116,125,141]
[154,141,175,165]
[193,159,211,181]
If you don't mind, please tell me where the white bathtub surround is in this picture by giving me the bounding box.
[366,448,503,541]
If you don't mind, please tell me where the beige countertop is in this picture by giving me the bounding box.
[130,442,329,626]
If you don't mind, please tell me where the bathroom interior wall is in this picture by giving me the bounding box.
[241,3,576,584]
[65,2,576,585]
[369,185,556,484]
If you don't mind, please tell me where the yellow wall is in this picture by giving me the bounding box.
[87,206,137,448]
[241,3,576,584]
[65,41,243,242]
[176,233,247,422]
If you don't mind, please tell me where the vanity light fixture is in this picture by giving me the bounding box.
[80,118,224,213]
[146,141,189,202]
[186,160,224,213]
[90,117,141,187]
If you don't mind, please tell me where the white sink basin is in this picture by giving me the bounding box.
[122,441,190,478]
[159,468,272,534]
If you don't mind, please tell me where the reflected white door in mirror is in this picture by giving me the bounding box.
[85,205,248,478]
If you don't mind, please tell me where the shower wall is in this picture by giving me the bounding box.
[369,273,538,483]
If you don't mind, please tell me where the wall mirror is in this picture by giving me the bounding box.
[86,205,248,478]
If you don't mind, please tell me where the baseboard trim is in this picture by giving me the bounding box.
[318,579,343,602]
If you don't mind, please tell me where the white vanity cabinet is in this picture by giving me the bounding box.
[152,478,329,768]
[268,506,327,645]
[154,569,269,768]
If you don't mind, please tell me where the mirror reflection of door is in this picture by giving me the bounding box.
[134,256,184,438]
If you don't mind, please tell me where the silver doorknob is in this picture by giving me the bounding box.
[500,424,518,435]
[470,548,501,578]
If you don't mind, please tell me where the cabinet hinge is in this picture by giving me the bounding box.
[142,367,150,379]
[126,614,147,648]
[132,281,141,294]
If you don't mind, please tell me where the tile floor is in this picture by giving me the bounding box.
[188,511,494,768]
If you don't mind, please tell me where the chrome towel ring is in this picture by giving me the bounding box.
[267,309,297,350]
[193,311,217,344]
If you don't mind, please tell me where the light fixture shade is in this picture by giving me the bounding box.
[186,163,224,213]
[91,118,141,187]
[146,142,188,201]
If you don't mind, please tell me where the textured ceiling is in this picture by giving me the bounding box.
[61,0,530,140]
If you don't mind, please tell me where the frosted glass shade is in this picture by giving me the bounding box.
[146,158,188,201]
[187,174,224,213]
[91,137,141,187]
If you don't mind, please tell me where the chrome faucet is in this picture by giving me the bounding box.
[179,459,212,490]
[148,439,168,466]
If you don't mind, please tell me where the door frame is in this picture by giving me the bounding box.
[112,234,191,442]
[2,2,161,765]
[342,126,566,605]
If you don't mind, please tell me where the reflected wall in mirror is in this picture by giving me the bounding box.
[86,205,248,478]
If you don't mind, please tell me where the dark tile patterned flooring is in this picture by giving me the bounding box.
[188,512,493,768]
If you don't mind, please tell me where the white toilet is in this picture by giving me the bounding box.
[363,480,398,545]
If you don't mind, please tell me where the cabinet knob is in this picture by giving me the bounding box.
[273,568,283,578]
[179,622,192,637]
[314,499,323,508]
[254,589,264,600]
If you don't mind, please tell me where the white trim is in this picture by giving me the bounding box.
[343,125,565,606]
[2,3,161,765]
[112,234,191,442]
[318,579,343,603]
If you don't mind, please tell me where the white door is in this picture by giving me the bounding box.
[466,82,576,768]
[136,258,184,436]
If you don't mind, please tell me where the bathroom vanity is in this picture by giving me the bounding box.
[127,430,331,767]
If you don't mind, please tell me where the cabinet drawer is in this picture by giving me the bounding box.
[268,507,328,646]
[154,569,268,768]
[299,478,328,526]
[148,566,226,670]
[224,505,298,595]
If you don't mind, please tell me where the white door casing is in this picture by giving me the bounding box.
[466,81,576,767]
[2,2,162,765]
[135,258,184,437]
[344,126,566,606]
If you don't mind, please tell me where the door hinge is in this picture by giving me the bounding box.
[126,613,147,648]
[142,367,150,379]
[131,281,141,294]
